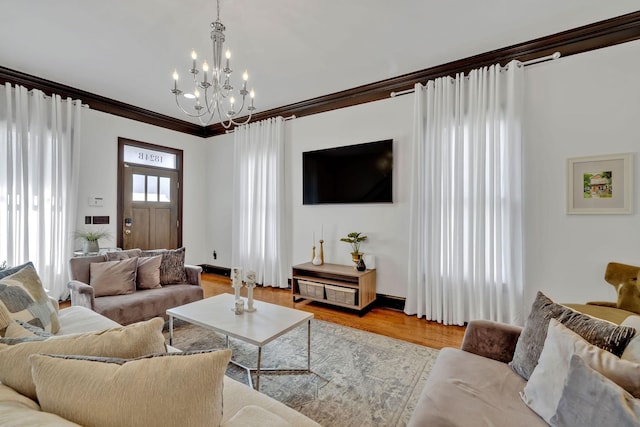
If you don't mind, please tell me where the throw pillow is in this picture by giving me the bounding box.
[550,354,640,427]
[0,261,34,280]
[30,349,231,427]
[522,319,640,423]
[509,291,634,380]
[2,319,53,340]
[621,315,640,362]
[0,264,60,334]
[141,247,187,285]
[136,255,162,289]
[89,257,138,297]
[105,248,142,261]
[0,317,166,401]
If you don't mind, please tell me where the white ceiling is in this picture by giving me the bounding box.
[0,1,638,126]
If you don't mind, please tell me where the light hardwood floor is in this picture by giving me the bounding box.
[60,273,466,349]
[201,273,465,350]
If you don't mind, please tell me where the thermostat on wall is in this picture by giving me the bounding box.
[88,196,104,207]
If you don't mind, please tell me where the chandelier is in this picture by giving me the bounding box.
[171,0,255,127]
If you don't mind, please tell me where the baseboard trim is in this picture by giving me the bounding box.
[376,294,406,311]
[199,264,231,277]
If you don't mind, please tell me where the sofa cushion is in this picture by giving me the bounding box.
[510,291,634,380]
[0,384,78,426]
[94,283,203,325]
[406,347,547,427]
[30,349,231,427]
[551,354,640,426]
[221,405,293,427]
[89,257,138,297]
[141,247,187,285]
[522,319,640,423]
[0,264,60,334]
[136,255,162,289]
[0,317,165,400]
[55,305,121,335]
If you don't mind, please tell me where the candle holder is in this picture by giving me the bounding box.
[231,267,244,313]
[245,270,257,312]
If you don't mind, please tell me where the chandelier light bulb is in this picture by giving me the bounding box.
[230,96,235,105]
[191,50,197,60]
[225,49,231,60]
[194,88,200,98]
[242,70,248,81]
[202,61,209,72]
[250,89,255,98]
[172,70,179,81]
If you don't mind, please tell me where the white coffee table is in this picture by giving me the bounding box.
[167,293,314,391]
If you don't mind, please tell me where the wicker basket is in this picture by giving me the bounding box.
[298,280,325,299]
[325,284,357,306]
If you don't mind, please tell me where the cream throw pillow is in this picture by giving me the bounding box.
[522,319,640,424]
[0,317,166,400]
[30,349,232,427]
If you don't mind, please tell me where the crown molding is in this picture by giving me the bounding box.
[2,10,639,138]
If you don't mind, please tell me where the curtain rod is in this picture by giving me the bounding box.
[390,51,561,98]
[224,115,296,134]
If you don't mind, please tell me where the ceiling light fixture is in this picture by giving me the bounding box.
[171,0,255,127]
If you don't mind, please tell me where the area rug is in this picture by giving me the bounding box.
[163,318,439,427]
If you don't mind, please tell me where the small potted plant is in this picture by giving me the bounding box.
[340,232,368,267]
[74,229,112,254]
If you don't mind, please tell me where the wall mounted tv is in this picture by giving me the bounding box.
[303,139,393,205]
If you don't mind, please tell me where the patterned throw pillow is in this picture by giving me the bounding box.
[510,291,635,380]
[141,247,187,285]
[0,264,60,334]
[30,349,231,427]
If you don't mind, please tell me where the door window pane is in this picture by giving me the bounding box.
[147,176,158,202]
[132,174,145,201]
[159,177,171,202]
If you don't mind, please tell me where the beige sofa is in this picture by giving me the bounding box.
[67,251,203,325]
[0,302,320,427]
[408,294,640,427]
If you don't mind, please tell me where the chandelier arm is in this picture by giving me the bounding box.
[174,95,210,118]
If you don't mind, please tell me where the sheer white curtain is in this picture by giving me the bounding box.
[405,61,525,326]
[231,116,288,288]
[0,83,82,300]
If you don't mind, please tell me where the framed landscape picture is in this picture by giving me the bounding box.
[566,153,633,214]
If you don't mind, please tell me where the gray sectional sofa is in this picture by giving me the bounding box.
[67,248,203,325]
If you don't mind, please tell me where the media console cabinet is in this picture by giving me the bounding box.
[291,262,376,315]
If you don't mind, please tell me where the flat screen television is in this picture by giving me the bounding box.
[303,139,393,205]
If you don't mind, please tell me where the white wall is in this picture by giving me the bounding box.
[72,38,640,307]
[76,109,209,266]
[523,39,640,307]
[205,39,640,309]
[205,96,414,297]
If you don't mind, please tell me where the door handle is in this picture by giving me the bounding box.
[125,230,131,235]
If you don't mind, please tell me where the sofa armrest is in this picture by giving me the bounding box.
[461,320,522,364]
[184,264,203,287]
[67,280,96,310]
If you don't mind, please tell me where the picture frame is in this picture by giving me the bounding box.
[566,153,633,214]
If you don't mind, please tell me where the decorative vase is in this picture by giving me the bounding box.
[356,256,366,272]
[83,240,99,254]
[351,252,362,268]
